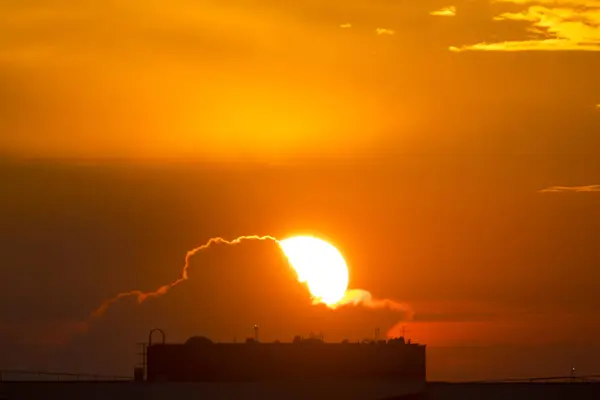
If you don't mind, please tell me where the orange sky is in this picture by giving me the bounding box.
[1,0,600,382]
[1,0,599,159]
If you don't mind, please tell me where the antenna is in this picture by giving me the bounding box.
[400,326,411,339]
[254,324,259,342]
[375,328,380,341]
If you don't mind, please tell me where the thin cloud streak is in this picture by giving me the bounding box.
[539,185,600,193]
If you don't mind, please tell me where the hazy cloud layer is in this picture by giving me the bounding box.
[413,311,496,322]
[450,0,600,51]
[539,185,600,192]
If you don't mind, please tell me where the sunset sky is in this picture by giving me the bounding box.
[1,0,600,381]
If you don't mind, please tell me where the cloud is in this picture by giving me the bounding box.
[430,6,457,17]
[493,0,600,6]
[448,0,600,51]
[376,28,395,35]
[539,184,600,192]
[340,23,352,28]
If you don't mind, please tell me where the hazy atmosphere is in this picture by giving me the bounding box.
[1,0,600,382]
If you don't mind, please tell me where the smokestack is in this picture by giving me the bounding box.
[375,328,380,341]
[254,324,259,342]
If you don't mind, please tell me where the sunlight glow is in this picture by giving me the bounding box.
[278,236,349,307]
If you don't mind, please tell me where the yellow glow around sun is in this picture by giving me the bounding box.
[278,236,349,306]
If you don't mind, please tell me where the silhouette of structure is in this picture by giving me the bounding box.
[142,329,426,383]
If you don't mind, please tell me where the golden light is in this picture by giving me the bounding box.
[278,236,349,307]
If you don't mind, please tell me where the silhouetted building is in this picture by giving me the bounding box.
[144,330,426,384]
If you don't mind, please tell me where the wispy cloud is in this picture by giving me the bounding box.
[376,28,395,35]
[430,6,457,17]
[448,0,600,51]
[493,0,600,6]
[539,184,600,193]
[340,23,352,29]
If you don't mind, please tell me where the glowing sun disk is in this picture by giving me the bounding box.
[278,236,349,306]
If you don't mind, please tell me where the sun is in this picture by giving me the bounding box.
[278,236,349,306]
